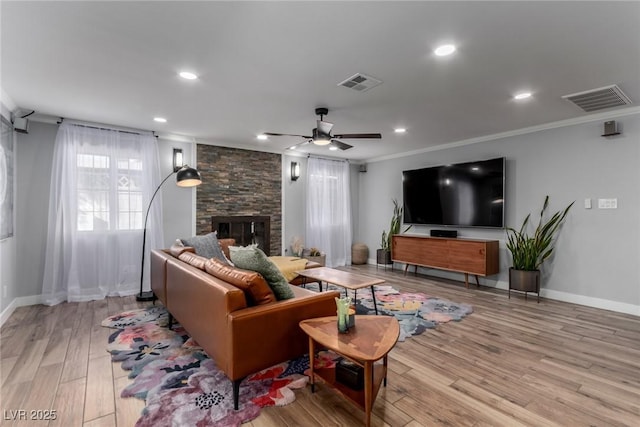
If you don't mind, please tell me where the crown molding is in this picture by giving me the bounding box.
[367,106,640,163]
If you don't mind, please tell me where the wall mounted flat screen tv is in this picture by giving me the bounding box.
[402,157,505,228]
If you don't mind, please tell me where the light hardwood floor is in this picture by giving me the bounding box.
[1,265,639,426]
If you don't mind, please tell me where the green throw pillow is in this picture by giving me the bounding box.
[229,246,295,300]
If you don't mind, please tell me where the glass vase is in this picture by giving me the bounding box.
[337,313,348,333]
[335,296,351,334]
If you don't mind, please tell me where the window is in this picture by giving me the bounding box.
[305,158,352,267]
[77,153,143,231]
[43,122,162,304]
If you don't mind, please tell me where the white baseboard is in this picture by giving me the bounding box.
[0,294,43,326]
[540,289,639,316]
[365,259,639,316]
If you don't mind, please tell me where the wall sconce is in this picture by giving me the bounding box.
[173,148,184,172]
[291,161,300,181]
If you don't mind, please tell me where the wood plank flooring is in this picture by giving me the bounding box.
[1,265,639,426]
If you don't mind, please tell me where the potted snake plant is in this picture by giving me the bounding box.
[506,196,574,302]
[377,199,411,266]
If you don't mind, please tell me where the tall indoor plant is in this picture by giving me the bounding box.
[506,196,574,301]
[377,199,411,265]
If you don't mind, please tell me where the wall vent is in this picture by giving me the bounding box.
[562,84,632,112]
[338,73,382,92]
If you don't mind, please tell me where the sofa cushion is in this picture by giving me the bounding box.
[170,239,196,257]
[181,232,230,265]
[204,258,276,306]
[178,251,209,270]
[229,246,295,300]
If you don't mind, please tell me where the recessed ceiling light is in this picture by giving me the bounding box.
[179,71,198,80]
[434,44,456,56]
[257,134,268,140]
[329,146,338,151]
[288,146,296,150]
[153,117,167,123]
[394,128,407,133]
[514,92,532,100]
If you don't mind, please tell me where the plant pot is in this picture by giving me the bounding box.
[508,268,540,302]
[302,249,326,266]
[305,255,326,266]
[376,249,392,265]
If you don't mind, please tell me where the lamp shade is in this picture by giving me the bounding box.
[176,165,202,187]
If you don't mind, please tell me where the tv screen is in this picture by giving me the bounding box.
[402,157,505,228]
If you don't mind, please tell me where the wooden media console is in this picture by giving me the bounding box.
[391,234,499,288]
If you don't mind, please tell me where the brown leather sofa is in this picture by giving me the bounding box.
[150,248,339,409]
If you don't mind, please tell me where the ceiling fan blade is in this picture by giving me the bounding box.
[331,140,353,150]
[287,139,312,151]
[317,120,334,135]
[263,132,312,138]
[332,133,382,139]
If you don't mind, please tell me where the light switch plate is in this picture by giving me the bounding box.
[584,198,592,209]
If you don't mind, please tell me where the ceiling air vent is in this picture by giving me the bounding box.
[562,84,632,112]
[338,73,382,92]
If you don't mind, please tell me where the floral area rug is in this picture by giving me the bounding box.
[102,307,339,427]
[302,283,473,341]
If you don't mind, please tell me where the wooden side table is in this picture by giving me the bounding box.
[299,315,400,427]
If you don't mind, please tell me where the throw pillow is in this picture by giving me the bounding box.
[229,246,295,300]
[204,258,276,306]
[181,232,229,265]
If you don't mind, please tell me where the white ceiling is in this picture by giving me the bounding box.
[2,1,639,161]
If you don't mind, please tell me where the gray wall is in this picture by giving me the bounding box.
[14,121,56,306]
[282,154,307,255]
[0,104,17,315]
[157,137,196,246]
[358,112,640,313]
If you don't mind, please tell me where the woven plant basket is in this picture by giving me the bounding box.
[351,243,369,265]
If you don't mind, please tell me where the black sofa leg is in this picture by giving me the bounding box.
[232,378,244,410]
[167,313,174,329]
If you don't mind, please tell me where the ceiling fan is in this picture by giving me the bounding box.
[263,107,382,151]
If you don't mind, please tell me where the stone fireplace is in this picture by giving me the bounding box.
[196,145,282,255]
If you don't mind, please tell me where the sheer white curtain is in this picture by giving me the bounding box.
[305,158,352,267]
[42,122,163,305]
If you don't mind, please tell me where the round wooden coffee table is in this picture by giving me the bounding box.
[299,315,400,427]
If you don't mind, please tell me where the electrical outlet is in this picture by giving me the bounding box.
[598,198,618,209]
[2,286,7,299]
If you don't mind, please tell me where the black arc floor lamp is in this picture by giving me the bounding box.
[137,164,202,301]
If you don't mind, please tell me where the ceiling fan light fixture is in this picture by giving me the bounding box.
[313,138,331,146]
